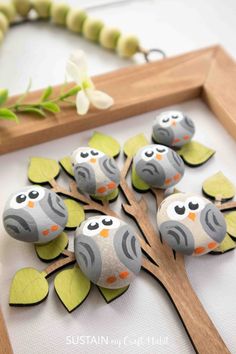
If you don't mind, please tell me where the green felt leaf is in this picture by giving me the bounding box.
[64,199,85,228]
[210,234,236,254]
[35,232,68,261]
[19,107,46,117]
[40,86,53,101]
[0,88,8,106]
[92,188,119,203]
[0,108,18,122]
[225,212,236,239]
[59,156,75,177]
[132,164,149,191]
[54,265,91,312]
[203,172,235,200]
[88,131,120,157]
[9,268,49,306]
[98,285,129,303]
[124,133,149,157]
[178,141,215,166]
[41,102,60,113]
[28,157,61,183]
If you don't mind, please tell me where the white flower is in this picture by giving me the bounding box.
[66,50,114,115]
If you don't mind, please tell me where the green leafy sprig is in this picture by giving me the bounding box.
[0,84,81,123]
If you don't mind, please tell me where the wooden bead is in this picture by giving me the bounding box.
[117,35,139,58]
[0,12,8,33]
[82,17,104,42]
[157,193,227,256]
[0,2,16,22]
[32,0,51,19]
[99,26,121,50]
[12,0,32,17]
[51,2,70,26]
[74,216,142,289]
[66,8,87,33]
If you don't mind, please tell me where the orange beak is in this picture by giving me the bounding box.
[28,201,35,208]
[90,158,96,164]
[188,212,196,221]
[171,120,176,126]
[100,229,109,238]
[156,154,162,160]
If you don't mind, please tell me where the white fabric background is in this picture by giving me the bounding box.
[0,1,236,353]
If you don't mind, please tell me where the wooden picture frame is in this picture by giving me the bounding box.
[1,45,235,354]
[1,45,236,155]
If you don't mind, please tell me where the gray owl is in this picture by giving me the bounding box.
[157,193,226,256]
[152,110,195,148]
[74,215,142,289]
[3,186,68,244]
[133,144,185,189]
[71,147,120,197]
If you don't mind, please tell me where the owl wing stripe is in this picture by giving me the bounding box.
[205,209,216,232]
[79,242,95,265]
[184,116,194,129]
[78,251,88,267]
[4,215,31,231]
[122,231,134,260]
[157,128,171,136]
[75,166,91,179]
[146,162,159,174]
[175,226,188,246]
[213,213,220,226]
[131,236,137,257]
[6,225,20,234]
[48,194,66,218]
[103,158,116,175]
[56,196,65,210]
[142,168,154,175]
[168,230,180,244]
[171,151,181,167]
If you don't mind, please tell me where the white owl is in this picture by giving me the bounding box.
[71,147,120,197]
[74,215,142,289]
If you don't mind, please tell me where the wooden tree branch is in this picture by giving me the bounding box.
[218,201,236,211]
[43,252,76,277]
[0,307,13,354]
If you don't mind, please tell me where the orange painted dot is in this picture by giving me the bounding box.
[183,135,190,140]
[51,225,59,232]
[97,186,106,194]
[208,242,217,249]
[173,138,180,144]
[107,182,116,190]
[194,247,205,255]
[119,271,129,279]
[42,229,49,236]
[173,173,181,181]
[165,178,172,185]
[106,275,117,284]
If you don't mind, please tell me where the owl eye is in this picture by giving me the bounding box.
[185,197,205,213]
[170,111,183,122]
[145,150,154,158]
[81,152,89,158]
[28,190,39,199]
[16,194,27,204]
[162,117,170,123]
[167,201,188,221]
[156,146,168,154]
[102,218,113,226]
[91,150,99,156]
[87,222,99,230]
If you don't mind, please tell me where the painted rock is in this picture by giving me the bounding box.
[71,147,120,197]
[74,215,142,289]
[133,144,184,189]
[3,186,68,244]
[157,193,226,256]
[152,110,195,148]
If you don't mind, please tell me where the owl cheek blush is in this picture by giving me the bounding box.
[157,193,227,256]
[2,186,68,244]
[133,144,185,189]
[71,146,120,197]
[74,216,142,289]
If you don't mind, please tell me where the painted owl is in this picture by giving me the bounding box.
[71,147,120,197]
[152,110,195,148]
[157,193,226,256]
[3,186,68,244]
[74,215,142,289]
[133,144,185,189]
